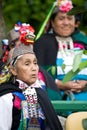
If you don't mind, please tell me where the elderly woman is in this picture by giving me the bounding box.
[0,43,63,130]
[34,0,87,100]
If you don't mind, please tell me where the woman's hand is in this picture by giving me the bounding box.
[55,79,87,93]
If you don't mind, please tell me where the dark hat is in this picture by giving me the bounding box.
[12,44,34,59]
[10,44,34,65]
[8,29,20,44]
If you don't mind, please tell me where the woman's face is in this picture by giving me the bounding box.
[51,12,76,37]
[11,53,39,85]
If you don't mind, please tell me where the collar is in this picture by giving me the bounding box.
[16,79,41,90]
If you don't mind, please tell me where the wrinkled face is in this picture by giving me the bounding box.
[11,53,39,85]
[51,12,75,37]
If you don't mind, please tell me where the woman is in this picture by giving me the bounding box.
[0,22,62,102]
[34,0,87,100]
[0,43,63,130]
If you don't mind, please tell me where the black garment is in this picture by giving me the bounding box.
[0,81,63,130]
[0,82,21,96]
[36,88,63,130]
[0,82,22,130]
[34,33,58,66]
[39,66,62,100]
[39,66,61,93]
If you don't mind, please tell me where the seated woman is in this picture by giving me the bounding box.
[34,0,87,101]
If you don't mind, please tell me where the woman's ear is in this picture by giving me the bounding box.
[9,65,17,76]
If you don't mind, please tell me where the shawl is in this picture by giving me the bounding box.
[36,88,63,130]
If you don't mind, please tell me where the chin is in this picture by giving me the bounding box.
[61,33,71,37]
[31,79,37,84]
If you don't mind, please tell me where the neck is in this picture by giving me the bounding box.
[53,30,71,38]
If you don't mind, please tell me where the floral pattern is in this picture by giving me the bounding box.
[14,22,35,45]
[57,0,73,13]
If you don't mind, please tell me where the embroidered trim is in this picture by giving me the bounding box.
[56,36,74,58]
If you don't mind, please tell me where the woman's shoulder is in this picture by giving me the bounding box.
[0,81,21,96]
[72,31,87,44]
[36,33,55,41]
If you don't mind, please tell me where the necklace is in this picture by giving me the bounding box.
[23,87,39,118]
[56,36,74,58]
[17,80,41,129]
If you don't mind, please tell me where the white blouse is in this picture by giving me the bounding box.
[0,93,13,130]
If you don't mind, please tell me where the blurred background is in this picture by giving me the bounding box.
[0,0,87,54]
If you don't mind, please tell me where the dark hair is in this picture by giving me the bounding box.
[50,7,60,21]
[75,14,82,23]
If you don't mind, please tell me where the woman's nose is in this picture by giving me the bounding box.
[31,64,37,70]
[63,18,69,25]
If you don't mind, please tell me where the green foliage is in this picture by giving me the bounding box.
[72,51,83,72]
[47,66,56,76]
[63,59,87,83]
[63,50,87,83]
[2,0,54,34]
[62,69,80,83]
[79,60,87,70]
[3,0,30,31]
[72,0,86,6]
[2,0,87,36]
[68,0,87,15]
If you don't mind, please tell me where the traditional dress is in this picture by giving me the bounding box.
[0,69,63,130]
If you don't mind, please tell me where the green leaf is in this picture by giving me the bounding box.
[82,118,87,130]
[62,64,66,72]
[83,50,87,55]
[79,60,87,70]
[63,59,87,83]
[62,69,80,83]
[72,51,83,72]
[51,66,56,76]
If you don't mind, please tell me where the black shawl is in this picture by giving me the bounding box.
[36,88,63,130]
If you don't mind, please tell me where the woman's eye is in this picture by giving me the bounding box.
[59,18,64,20]
[68,16,73,20]
[56,17,64,21]
[25,62,30,65]
[34,62,37,65]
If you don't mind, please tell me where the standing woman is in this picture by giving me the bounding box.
[0,43,63,130]
[34,0,87,100]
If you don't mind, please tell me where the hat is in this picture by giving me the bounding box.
[10,44,34,65]
[8,29,20,44]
